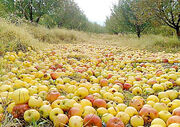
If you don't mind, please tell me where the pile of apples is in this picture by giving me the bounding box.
[0,44,180,127]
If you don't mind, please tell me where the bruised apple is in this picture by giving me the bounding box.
[139,107,158,123]
[12,103,30,118]
[129,99,143,111]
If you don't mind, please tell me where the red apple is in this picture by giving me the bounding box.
[156,70,163,77]
[135,77,142,81]
[83,114,102,127]
[46,90,60,103]
[12,104,30,118]
[68,107,82,117]
[55,64,63,69]
[139,107,158,124]
[172,108,180,116]
[162,58,168,63]
[50,65,57,71]
[140,63,146,67]
[171,65,178,70]
[123,83,132,90]
[93,99,107,108]
[106,117,124,127]
[129,99,143,111]
[100,79,108,87]
[167,116,180,126]
[50,72,59,80]
[107,74,113,79]
[114,83,123,89]
[0,113,4,122]
[85,95,95,103]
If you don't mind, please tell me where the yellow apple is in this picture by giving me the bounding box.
[49,108,64,121]
[12,88,30,104]
[124,106,138,117]
[28,96,43,108]
[147,95,159,103]
[75,87,89,98]
[97,107,108,116]
[158,110,172,122]
[116,103,127,111]
[39,105,52,118]
[102,113,114,123]
[82,106,97,117]
[24,109,40,122]
[116,112,130,125]
[80,99,92,108]
[153,103,168,112]
[130,115,144,127]
[108,107,119,116]
[175,78,180,86]
[151,118,166,127]
[53,114,68,127]
[69,116,83,127]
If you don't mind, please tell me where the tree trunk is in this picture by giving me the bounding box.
[29,0,33,22]
[136,25,141,38]
[36,16,41,23]
[137,31,141,38]
[176,27,180,40]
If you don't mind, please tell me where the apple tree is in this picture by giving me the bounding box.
[145,0,180,39]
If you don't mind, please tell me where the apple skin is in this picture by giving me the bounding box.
[93,99,106,108]
[50,72,59,80]
[162,58,168,63]
[139,107,158,124]
[68,107,82,117]
[130,115,144,127]
[151,118,166,127]
[106,117,124,127]
[83,114,102,127]
[24,109,40,123]
[166,116,180,126]
[12,88,30,104]
[158,110,172,122]
[46,90,60,103]
[153,102,168,112]
[0,113,4,122]
[49,108,64,121]
[129,99,143,111]
[123,83,132,90]
[85,95,95,103]
[53,114,69,127]
[12,103,30,118]
[69,116,83,127]
[28,95,43,108]
[116,112,130,125]
[100,79,108,87]
[39,105,52,118]
[75,87,89,99]
[172,107,180,116]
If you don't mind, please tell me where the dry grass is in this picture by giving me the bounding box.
[0,18,179,55]
[0,18,86,55]
[90,34,180,53]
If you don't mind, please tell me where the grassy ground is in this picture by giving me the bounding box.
[0,18,180,55]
